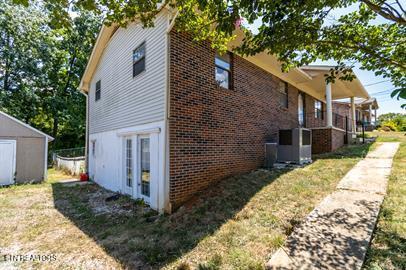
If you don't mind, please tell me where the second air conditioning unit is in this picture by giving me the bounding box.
[277,128,312,164]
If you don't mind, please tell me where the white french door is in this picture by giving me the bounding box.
[122,134,154,204]
[137,135,151,203]
[123,137,134,196]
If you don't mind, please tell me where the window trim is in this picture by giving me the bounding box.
[314,100,324,119]
[215,52,233,89]
[133,42,146,78]
[95,80,101,101]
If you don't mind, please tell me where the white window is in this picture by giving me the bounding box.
[91,140,96,157]
[126,138,133,187]
[215,53,232,89]
[133,43,146,77]
[95,80,101,101]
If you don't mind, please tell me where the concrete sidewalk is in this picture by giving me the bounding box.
[267,142,400,270]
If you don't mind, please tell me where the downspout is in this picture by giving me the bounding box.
[163,9,178,213]
[80,90,89,174]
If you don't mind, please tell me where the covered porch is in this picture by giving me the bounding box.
[229,30,371,154]
[297,66,370,153]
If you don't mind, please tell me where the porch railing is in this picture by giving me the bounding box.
[298,110,355,132]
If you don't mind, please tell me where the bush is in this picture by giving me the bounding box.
[378,113,406,132]
[379,120,399,132]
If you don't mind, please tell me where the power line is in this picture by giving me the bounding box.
[364,80,391,87]
[370,88,396,96]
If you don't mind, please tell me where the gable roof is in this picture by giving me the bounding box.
[79,12,370,102]
[0,111,54,141]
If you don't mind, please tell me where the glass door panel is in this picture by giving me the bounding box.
[139,137,150,198]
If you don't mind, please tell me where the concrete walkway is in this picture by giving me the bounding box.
[267,142,400,270]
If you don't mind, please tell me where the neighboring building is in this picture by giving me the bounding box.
[0,111,53,186]
[332,98,380,132]
[355,98,379,131]
[79,9,371,212]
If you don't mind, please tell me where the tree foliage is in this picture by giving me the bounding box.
[378,112,406,131]
[0,0,101,149]
[13,0,404,106]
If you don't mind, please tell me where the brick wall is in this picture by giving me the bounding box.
[333,102,351,119]
[305,95,326,128]
[169,31,302,208]
[331,128,346,151]
[311,127,346,154]
[311,128,332,154]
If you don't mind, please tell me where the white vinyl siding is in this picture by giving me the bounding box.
[88,12,168,134]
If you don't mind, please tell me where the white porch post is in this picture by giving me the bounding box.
[326,82,333,127]
[374,108,377,124]
[369,104,372,123]
[350,97,356,132]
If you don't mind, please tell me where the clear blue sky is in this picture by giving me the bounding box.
[248,3,405,116]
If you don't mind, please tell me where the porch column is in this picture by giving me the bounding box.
[374,108,377,124]
[369,104,372,123]
[350,97,356,132]
[326,82,333,127]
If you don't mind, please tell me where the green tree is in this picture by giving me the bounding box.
[378,112,406,131]
[0,1,47,123]
[11,0,406,107]
[0,1,101,149]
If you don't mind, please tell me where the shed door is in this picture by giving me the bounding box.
[0,140,16,186]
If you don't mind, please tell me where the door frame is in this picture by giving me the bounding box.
[122,136,135,196]
[0,139,17,186]
[137,134,151,204]
[117,125,161,209]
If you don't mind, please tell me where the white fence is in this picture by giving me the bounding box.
[55,155,85,175]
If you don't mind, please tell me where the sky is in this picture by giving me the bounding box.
[321,4,405,115]
[248,3,405,116]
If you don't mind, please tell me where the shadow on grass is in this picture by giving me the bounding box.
[363,217,406,269]
[51,168,291,269]
[313,143,372,160]
[50,142,373,269]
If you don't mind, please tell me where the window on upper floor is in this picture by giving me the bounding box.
[133,42,146,77]
[278,81,288,108]
[95,80,101,101]
[215,52,232,89]
[91,140,96,157]
[314,100,323,119]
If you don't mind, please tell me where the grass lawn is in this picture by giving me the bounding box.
[1,143,375,269]
[47,168,78,183]
[363,132,406,270]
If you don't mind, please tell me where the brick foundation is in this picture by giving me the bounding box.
[311,127,346,154]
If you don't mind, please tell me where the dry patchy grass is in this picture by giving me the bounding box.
[0,144,372,269]
[363,132,406,270]
[46,168,77,183]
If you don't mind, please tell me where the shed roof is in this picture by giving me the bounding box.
[0,111,54,142]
